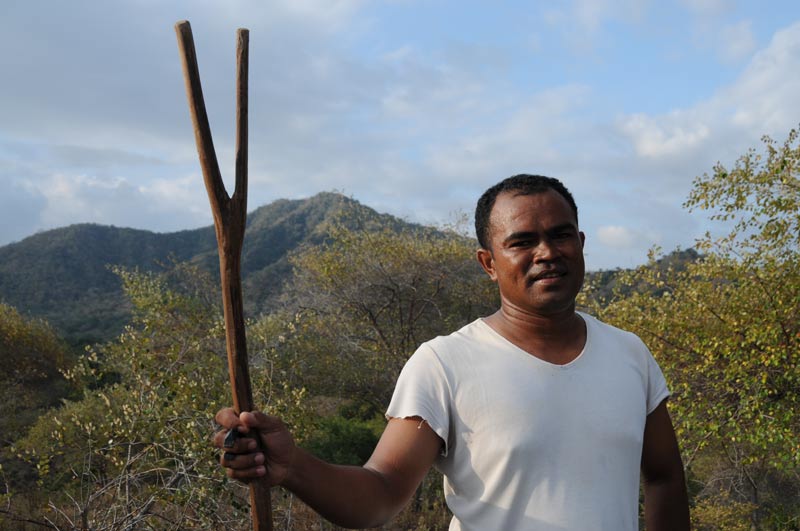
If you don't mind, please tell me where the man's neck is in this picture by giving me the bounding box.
[483,306,586,365]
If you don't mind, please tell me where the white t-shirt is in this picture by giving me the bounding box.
[386,312,669,531]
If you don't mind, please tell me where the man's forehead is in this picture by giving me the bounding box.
[490,189,576,225]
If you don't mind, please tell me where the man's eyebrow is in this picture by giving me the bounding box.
[503,224,577,244]
[547,223,578,233]
[503,231,537,244]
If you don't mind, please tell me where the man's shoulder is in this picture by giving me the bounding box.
[580,311,648,349]
[412,318,494,363]
[424,318,490,347]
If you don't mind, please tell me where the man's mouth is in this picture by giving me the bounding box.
[530,269,567,282]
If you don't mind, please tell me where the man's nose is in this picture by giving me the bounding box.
[533,238,557,261]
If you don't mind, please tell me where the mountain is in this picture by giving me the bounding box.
[0,191,700,346]
[0,192,405,345]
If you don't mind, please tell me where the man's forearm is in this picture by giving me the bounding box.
[280,447,408,529]
[643,477,691,531]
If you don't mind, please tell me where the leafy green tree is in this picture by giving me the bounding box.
[11,263,311,529]
[276,215,498,408]
[0,303,73,440]
[0,304,76,528]
[7,213,491,529]
[582,128,800,529]
[686,128,799,261]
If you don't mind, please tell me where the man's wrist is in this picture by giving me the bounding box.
[278,445,305,490]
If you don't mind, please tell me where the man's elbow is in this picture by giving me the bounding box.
[335,467,414,529]
[642,458,687,491]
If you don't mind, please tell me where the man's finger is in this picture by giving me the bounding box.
[238,410,284,432]
[221,450,265,470]
[214,407,241,429]
[212,429,258,451]
[226,465,267,481]
[221,448,267,483]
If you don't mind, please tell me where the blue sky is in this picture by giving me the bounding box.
[2,0,799,270]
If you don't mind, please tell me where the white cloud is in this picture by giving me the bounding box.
[280,0,365,28]
[571,0,649,28]
[141,174,211,216]
[0,180,47,245]
[381,45,415,63]
[724,21,800,132]
[576,21,800,268]
[596,225,638,248]
[25,172,211,236]
[547,0,649,53]
[619,114,711,158]
[617,21,800,168]
[573,0,612,33]
[679,0,733,17]
[718,20,757,63]
[424,84,591,181]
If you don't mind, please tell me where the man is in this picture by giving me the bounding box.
[214,174,690,530]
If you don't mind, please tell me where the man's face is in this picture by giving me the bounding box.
[477,189,586,317]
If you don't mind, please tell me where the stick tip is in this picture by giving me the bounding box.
[175,20,191,31]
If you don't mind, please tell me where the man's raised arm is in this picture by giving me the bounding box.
[214,409,442,529]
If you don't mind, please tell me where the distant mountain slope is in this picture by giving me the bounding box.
[0,192,699,346]
[0,192,402,344]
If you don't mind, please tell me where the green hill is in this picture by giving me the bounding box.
[0,192,399,345]
[0,191,699,346]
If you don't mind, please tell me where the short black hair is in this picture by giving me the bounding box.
[474,174,578,250]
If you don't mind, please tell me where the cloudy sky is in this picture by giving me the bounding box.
[2,1,799,270]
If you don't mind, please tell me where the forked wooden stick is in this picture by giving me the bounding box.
[174,20,273,530]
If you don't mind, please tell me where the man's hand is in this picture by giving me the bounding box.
[212,410,441,528]
[213,408,297,487]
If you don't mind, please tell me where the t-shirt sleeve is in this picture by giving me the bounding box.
[385,343,451,455]
[645,347,670,415]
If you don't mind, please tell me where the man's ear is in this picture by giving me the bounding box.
[476,248,498,281]
[580,231,586,249]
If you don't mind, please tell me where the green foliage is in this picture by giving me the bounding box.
[0,303,77,528]
[685,127,800,261]
[0,192,428,345]
[584,127,800,529]
[0,224,216,345]
[0,303,74,440]
[282,214,498,407]
[9,263,310,529]
[692,491,758,531]
[305,405,384,466]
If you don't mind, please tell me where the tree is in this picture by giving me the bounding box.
[273,214,498,408]
[6,211,495,529]
[0,304,76,528]
[0,303,73,440]
[582,127,800,529]
[11,263,311,529]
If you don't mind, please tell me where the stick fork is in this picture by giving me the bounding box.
[174,20,273,531]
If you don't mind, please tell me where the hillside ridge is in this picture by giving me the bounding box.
[0,192,390,344]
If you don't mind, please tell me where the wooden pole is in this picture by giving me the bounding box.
[174,20,273,531]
